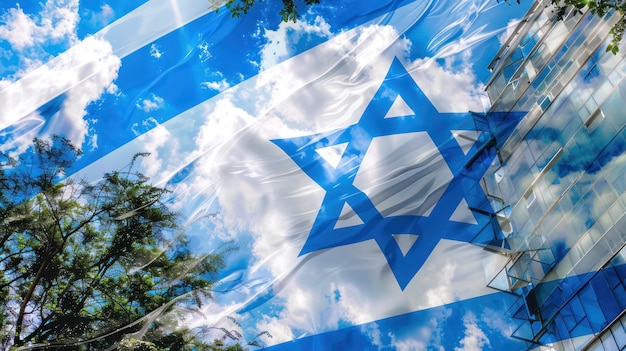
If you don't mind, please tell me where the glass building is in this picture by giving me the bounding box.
[477,0,626,350]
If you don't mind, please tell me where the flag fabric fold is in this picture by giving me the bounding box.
[0,0,565,349]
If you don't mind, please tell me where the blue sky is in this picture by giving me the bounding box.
[0,0,559,349]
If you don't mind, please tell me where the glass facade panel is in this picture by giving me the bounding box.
[602,92,626,132]
[600,333,619,351]
[481,1,626,349]
[611,320,626,349]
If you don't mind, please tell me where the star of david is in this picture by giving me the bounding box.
[272,58,498,290]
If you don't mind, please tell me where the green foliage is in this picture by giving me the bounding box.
[607,15,626,54]
[0,137,236,350]
[212,0,321,22]
[550,0,626,54]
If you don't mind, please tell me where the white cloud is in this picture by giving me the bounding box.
[198,41,211,62]
[192,95,255,154]
[0,0,120,153]
[4,56,46,84]
[87,4,115,27]
[106,82,119,95]
[137,94,165,112]
[407,53,487,113]
[100,4,115,19]
[386,304,453,350]
[150,43,163,58]
[0,36,120,153]
[259,15,332,71]
[41,36,121,147]
[423,261,457,308]
[0,0,81,81]
[135,117,175,178]
[0,78,11,90]
[499,19,521,46]
[455,312,490,351]
[255,317,295,346]
[481,307,514,338]
[252,23,409,132]
[201,79,230,91]
[0,0,79,51]
[87,130,98,151]
[0,5,37,50]
[360,323,383,349]
[395,337,426,351]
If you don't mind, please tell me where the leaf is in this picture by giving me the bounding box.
[1,137,232,350]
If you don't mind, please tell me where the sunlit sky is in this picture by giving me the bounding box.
[0,0,550,349]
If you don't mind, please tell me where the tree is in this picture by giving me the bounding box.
[549,0,626,54]
[0,136,238,350]
[209,0,321,22]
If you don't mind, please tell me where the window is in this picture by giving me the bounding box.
[585,108,605,133]
[526,188,537,208]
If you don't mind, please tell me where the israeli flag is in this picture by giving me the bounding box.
[0,0,579,349]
